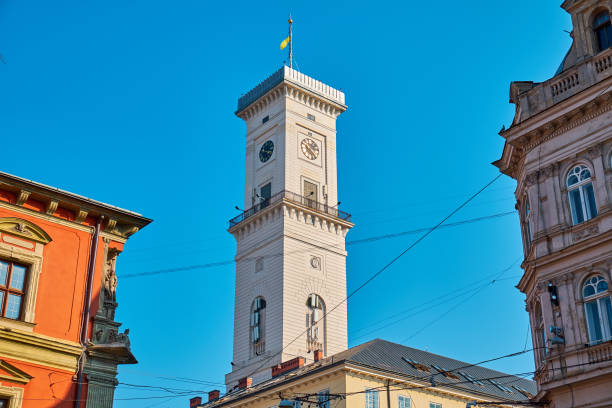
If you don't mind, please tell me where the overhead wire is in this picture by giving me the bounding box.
[226,174,503,390]
[119,209,514,279]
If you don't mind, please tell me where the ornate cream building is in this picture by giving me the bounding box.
[494,1,612,407]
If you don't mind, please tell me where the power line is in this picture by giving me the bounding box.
[119,209,514,279]
[229,174,503,388]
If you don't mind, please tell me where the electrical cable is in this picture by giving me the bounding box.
[119,209,513,279]
[224,174,503,392]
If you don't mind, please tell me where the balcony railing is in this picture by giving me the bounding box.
[229,190,351,228]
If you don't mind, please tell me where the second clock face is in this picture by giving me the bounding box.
[259,140,274,163]
[301,138,319,160]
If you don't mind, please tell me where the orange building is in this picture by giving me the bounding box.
[0,171,150,408]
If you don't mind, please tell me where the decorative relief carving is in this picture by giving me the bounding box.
[573,224,599,242]
[103,248,120,303]
[310,256,321,271]
[45,200,58,215]
[525,172,538,186]
[16,190,30,206]
[0,217,52,244]
[75,209,88,224]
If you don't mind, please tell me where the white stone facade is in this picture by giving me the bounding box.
[225,67,353,387]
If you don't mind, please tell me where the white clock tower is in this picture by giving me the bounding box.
[225,66,354,387]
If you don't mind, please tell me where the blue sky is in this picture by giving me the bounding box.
[0,1,572,407]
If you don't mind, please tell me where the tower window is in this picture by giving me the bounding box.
[594,12,612,52]
[250,297,266,355]
[307,114,315,121]
[303,180,318,209]
[306,294,325,353]
[262,115,269,124]
[583,275,612,344]
[259,183,271,209]
[566,165,597,225]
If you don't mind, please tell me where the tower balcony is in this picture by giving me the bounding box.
[229,190,351,229]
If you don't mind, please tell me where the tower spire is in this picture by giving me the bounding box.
[288,15,293,69]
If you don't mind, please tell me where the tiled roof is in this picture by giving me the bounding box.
[203,339,536,406]
[340,339,537,401]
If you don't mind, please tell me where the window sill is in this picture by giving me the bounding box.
[0,317,35,332]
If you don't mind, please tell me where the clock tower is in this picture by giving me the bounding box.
[226,66,353,388]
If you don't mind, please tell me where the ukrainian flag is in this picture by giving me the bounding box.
[280,35,291,50]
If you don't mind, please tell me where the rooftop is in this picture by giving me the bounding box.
[201,339,537,406]
[236,66,346,114]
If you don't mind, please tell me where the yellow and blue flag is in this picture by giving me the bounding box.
[280,35,291,50]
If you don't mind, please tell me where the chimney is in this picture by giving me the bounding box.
[208,390,220,402]
[271,356,305,377]
[238,376,252,389]
[314,349,323,362]
[190,396,202,408]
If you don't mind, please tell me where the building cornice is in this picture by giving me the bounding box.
[0,174,150,240]
[496,80,612,178]
[0,327,82,372]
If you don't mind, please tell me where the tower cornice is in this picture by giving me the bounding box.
[236,66,347,121]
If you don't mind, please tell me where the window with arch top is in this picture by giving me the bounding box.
[583,275,612,344]
[567,165,597,225]
[594,11,612,52]
[306,294,325,352]
[250,297,266,353]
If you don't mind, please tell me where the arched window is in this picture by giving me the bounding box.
[567,165,597,225]
[583,275,612,344]
[250,297,266,355]
[524,199,532,247]
[534,303,547,364]
[594,11,612,52]
[306,294,325,353]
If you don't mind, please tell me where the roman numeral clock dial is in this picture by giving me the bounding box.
[301,138,319,160]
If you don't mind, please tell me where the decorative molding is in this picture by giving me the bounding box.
[75,209,88,224]
[106,218,117,233]
[0,385,24,408]
[0,359,33,384]
[15,190,30,206]
[45,199,58,215]
[0,328,82,371]
[572,224,599,242]
[0,217,52,244]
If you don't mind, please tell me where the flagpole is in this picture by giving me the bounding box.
[288,16,293,69]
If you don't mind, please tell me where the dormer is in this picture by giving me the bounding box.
[559,0,612,73]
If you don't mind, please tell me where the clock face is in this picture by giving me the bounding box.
[259,140,274,163]
[301,138,319,160]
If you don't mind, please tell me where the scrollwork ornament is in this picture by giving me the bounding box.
[525,172,538,186]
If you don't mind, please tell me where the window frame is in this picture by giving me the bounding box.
[0,260,28,320]
[317,389,330,408]
[398,395,411,408]
[429,402,442,408]
[0,241,43,330]
[582,275,612,345]
[566,164,597,225]
[250,297,266,355]
[534,302,548,364]
[593,11,612,52]
[523,198,532,247]
[364,389,379,408]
